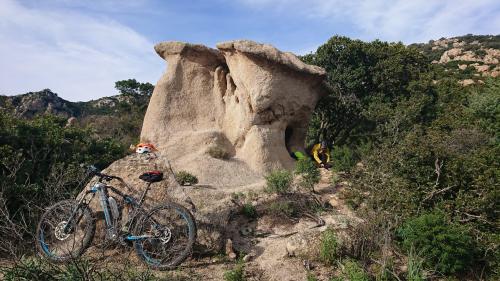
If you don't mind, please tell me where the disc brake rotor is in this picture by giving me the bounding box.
[157,227,172,245]
[54,221,71,241]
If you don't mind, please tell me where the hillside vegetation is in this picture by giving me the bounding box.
[303,35,499,280]
[0,35,498,280]
[0,79,152,147]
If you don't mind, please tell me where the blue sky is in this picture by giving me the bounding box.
[1,0,499,101]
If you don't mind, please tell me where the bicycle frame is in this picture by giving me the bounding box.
[66,179,157,242]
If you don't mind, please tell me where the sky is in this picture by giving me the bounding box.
[1,0,499,101]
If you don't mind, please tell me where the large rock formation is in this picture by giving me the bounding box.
[83,40,327,252]
[141,40,328,184]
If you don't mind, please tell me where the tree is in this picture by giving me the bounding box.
[301,36,431,146]
[114,79,154,96]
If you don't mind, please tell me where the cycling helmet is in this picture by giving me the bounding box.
[135,143,157,154]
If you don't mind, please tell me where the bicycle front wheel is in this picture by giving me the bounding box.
[133,202,196,270]
[36,199,96,262]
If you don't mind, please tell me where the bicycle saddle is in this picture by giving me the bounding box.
[139,171,164,183]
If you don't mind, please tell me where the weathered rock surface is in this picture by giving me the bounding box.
[82,40,327,252]
[141,40,328,180]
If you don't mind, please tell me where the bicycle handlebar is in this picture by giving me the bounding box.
[85,165,130,189]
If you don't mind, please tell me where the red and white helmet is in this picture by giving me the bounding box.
[135,143,157,154]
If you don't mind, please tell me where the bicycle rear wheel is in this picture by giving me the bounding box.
[36,199,96,262]
[133,202,196,270]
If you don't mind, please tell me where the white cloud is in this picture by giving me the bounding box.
[238,0,500,43]
[0,0,164,101]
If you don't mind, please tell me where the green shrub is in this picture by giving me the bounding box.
[295,158,321,191]
[0,257,170,281]
[341,259,370,281]
[223,261,245,281]
[264,169,293,194]
[241,203,258,219]
[307,273,319,281]
[398,211,476,274]
[175,171,199,186]
[331,145,356,172]
[207,146,230,159]
[319,228,339,265]
[331,173,339,186]
[407,247,425,281]
[268,201,298,218]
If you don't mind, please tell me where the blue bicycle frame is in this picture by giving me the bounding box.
[73,176,158,242]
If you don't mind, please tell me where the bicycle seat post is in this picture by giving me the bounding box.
[138,182,152,206]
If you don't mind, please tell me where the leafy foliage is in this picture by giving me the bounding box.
[302,36,430,146]
[223,261,246,281]
[174,171,199,186]
[341,259,370,281]
[295,158,320,191]
[264,169,293,194]
[0,257,184,281]
[319,228,339,265]
[330,145,356,172]
[0,112,126,255]
[241,203,258,219]
[398,212,476,274]
[303,35,499,278]
[115,79,154,96]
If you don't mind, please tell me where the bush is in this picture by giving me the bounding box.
[207,146,230,159]
[264,169,292,194]
[223,261,245,281]
[241,203,258,219]
[398,211,476,274]
[0,258,165,281]
[268,201,298,218]
[295,158,321,191]
[307,273,319,281]
[0,113,126,255]
[331,145,356,172]
[174,171,199,186]
[319,228,339,265]
[407,247,425,281]
[341,259,370,281]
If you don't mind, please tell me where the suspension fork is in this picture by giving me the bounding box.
[62,190,95,233]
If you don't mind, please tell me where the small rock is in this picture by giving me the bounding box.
[225,239,237,260]
[65,117,77,127]
[242,253,254,262]
[240,226,254,236]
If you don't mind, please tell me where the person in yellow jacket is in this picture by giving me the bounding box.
[311,141,331,169]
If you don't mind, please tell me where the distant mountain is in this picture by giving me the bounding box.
[410,34,500,85]
[0,89,150,119]
[0,89,150,146]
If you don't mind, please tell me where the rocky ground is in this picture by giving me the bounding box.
[73,168,360,281]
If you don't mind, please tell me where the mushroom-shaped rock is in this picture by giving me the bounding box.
[142,40,328,180]
[82,40,328,253]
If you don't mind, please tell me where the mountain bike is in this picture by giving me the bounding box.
[35,165,197,270]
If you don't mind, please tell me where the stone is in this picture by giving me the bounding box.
[141,40,328,179]
[285,229,321,258]
[81,40,327,253]
[242,253,254,262]
[459,79,475,86]
[225,238,237,260]
[65,117,77,127]
[474,65,490,72]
